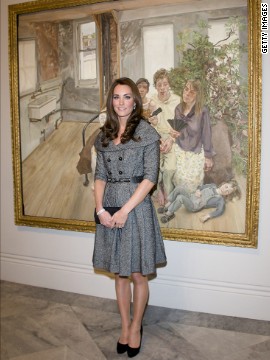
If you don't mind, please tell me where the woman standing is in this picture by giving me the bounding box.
[93,77,166,357]
[170,79,215,193]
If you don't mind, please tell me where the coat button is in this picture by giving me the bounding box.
[119,171,122,175]
[119,157,122,161]
[107,158,111,162]
[108,171,112,175]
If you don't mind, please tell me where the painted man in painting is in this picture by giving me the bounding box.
[151,68,180,206]
[157,180,241,224]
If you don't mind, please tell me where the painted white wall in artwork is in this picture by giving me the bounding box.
[1,0,270,321]
[143,24,174,94]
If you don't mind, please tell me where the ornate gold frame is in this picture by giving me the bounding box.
[9,0,261,247]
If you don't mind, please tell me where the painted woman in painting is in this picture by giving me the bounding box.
[170,79,215,193]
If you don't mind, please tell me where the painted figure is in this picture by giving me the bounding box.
[170,79,215,193]
[136,77,159,125]
[151,68,181,205]
[158,180,241,224]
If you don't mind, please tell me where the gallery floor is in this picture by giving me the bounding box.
[1,281,270,360]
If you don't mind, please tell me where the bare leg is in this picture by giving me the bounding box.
[128,272,149,348]
[115,275,131,344]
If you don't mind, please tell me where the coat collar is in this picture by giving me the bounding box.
[94,119,160,152]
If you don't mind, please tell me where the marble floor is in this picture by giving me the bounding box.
[1,281,270,360]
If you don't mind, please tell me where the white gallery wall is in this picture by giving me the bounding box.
[1,0,270,321]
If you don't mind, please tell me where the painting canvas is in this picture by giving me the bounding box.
[9,0,261,246]
[120,1,248,235]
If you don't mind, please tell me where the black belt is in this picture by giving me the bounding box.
[107,176,143,183]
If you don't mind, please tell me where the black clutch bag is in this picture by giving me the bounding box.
[167,118,188,132]
[94,207,121,224]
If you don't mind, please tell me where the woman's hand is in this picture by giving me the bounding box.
[204,158,214,172]
[111,209,129,229]
[98,211,114,228]
[169,129,181,138]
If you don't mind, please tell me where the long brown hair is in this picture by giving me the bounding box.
[101,77,143,147]
[181,79,204,117]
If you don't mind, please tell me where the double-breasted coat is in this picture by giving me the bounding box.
[92,119,167,276]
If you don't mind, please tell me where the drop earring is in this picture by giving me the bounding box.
[133,104,136,110]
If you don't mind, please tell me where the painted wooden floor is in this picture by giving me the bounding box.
[22,121,246,234]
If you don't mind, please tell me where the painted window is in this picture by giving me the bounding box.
[143,24,174,94]
[19,40,37,95]
[74,19,98,87]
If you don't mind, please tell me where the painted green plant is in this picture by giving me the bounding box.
[168,17,248,175]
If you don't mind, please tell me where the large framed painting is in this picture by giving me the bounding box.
[9,0,261,247]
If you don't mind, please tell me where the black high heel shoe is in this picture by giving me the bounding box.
[117,340,128,354]
[127,325,143,358]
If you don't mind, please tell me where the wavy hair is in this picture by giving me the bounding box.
[181,79,204,117]
[153,68,170,88]
[101,77,143,147]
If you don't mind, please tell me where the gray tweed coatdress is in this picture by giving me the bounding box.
[93,119,167,276]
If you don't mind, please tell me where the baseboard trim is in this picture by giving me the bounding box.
[1,253,270,320]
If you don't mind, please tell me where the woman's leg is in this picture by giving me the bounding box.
[129,272,149,348]
[115,274,132,344]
